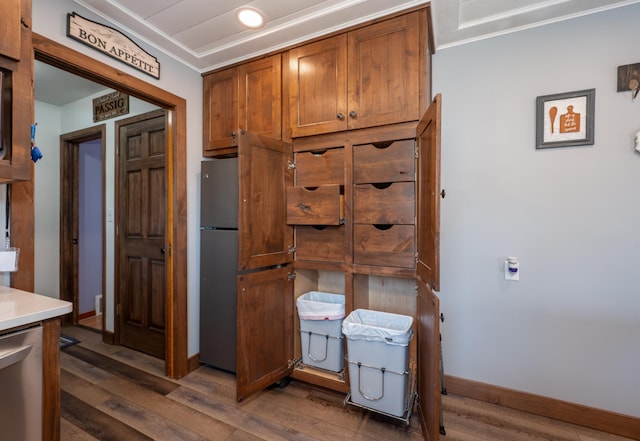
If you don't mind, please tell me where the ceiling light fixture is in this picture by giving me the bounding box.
[236,7,265,29]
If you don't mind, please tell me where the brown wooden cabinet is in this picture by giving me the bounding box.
[210,6,442,440]
[288,10,426,138]
[202,54,282,156]
[0,0,32,182]
[236,96,443,441]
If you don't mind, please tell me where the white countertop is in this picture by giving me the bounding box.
[0,285,73,332]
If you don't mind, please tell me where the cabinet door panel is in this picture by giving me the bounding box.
[416,95,442,291]
[0,0,20,60]
[203,68,238,152]
[237,266,294,401]
[348,12,421,130]
[289,35,348,137]
[238,132,293,270]
[239,55,282,139]
[417,283,441,441]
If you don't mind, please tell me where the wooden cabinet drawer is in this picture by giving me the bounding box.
[287,185,344,225]
[353,224,415,268]
[353,182,415,224]
[295,148,344,186]
[353,139,415,183]
[296,225,346,262]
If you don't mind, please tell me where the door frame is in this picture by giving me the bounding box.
[29,33,189,378]
[59,125,106,330]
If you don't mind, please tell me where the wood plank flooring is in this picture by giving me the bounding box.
[60,326,636,441]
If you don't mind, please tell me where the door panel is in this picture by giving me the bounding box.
[236,266,294,401]
[348,12,420,130]
[416,94,442,291]
[288,35,348,137]
[238,131,293,271]
[417,284,440,441]
[117,110,167,359]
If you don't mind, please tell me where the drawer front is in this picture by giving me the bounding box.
[295,225,346,262]
[353,224,415,268]
[295,148,344,186]
[353,140,415,184]
[287,185,344,225]
[353,182,415,225]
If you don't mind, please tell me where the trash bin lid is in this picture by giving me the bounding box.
[296,291,345,320]
[342,309,414,346]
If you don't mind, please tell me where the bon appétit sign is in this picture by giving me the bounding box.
[67,12,160,79]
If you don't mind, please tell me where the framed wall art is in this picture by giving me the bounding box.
[536,88,595,149]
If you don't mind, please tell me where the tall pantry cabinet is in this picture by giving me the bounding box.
[201,6,442,441]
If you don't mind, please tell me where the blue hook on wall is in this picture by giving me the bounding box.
[30,123,42,162]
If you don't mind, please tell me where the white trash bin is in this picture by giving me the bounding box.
[296,292,345,372]
[342,309,413,417]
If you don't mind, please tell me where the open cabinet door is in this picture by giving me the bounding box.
[236,131,295,401]
[237,131,294,271]
[416,94,442,441]
[416,94,441,292]
[236,266,294,401]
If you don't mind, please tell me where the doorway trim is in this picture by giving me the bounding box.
[32,33,189,379]
[60,125,106,332]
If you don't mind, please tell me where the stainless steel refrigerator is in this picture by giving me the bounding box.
[199,158,239,373]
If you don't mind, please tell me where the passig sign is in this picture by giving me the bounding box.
[67,12,160,79]
[93,91,129,122]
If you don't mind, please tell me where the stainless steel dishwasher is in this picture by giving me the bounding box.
[0,325,43,441]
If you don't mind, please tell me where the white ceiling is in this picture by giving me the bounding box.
[35,0,640,106]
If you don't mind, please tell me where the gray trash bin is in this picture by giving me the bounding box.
[342,309,413,417]
[296,292,345,372]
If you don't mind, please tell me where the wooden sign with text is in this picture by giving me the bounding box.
[93,91,129,122]
[67,12,160,79]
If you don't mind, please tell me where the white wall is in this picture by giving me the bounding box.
[433,4,640,418]
[33,0,203,356]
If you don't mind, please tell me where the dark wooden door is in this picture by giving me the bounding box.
[237,131,293,271]
[236,265,294,401]
[348,11,421,130]
[416,95,442,441]
[116,109,167,359]
[288,34,348,137]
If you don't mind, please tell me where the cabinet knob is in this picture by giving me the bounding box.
[336,113,344,120]
[231,131,236,138]
[349,111,357,119]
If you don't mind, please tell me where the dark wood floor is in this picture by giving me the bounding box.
[60,326,635,441]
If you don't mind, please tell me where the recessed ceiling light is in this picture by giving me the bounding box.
[236,7,265,29]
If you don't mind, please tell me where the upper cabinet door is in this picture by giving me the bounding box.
[238,54,282,139]
[0,0,31,182]
[237,131,294,271]
[288,10,425,138]
[0,0,21,60]
[288,35,348,137]
[347,11,421,130]
[416,94,442,291]
[203,67,239,152]
[203,54,283,155]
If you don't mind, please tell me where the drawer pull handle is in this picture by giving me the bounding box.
[373,224,393,231]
